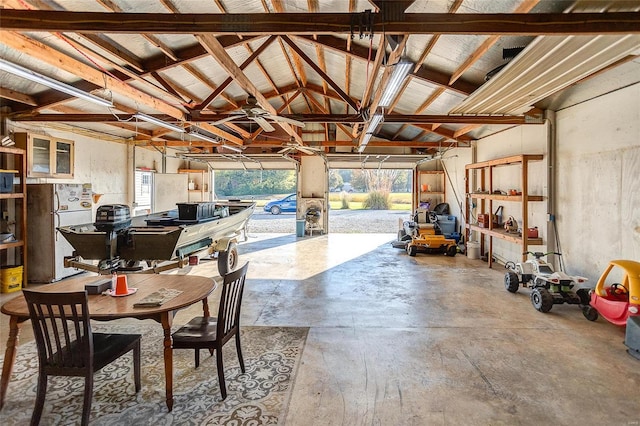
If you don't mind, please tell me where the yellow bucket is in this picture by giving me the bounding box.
[1,265,23,293]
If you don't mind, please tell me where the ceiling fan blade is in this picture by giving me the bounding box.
[212,116,239,125]
[277,147,294,154]
[253,116,276,132]
[250,107,269,115]
[296,146,317,155]
[269,116,305,127]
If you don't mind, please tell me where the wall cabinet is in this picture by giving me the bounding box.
[465,154,544,268]
[414,169,445,211]
[0,146,27,288]
[14,132,74,178]
[178,169,211,202]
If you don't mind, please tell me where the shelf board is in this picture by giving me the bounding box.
[420,191,444,195]
[465,154,544,170]
[468,193,543,202]
[0,146,26,155]
[0,193,25,199]
[0,240,25,250]
[466,224,543,245]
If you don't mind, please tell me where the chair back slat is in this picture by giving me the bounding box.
[23,290,93,372]
[216,263,248,343]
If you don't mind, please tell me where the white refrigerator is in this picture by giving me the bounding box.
[27,183,93,283]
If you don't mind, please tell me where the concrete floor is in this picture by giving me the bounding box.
[1,233,639,425]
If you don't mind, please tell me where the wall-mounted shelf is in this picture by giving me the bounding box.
[413,169,445,211]
[178,168,211,202]
[465,154,544,268]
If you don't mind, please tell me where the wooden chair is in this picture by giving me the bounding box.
[172,262,249,399]
[23,290,141,426]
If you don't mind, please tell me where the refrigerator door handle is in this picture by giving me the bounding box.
[54,211,60,241]
[54,189,60,212]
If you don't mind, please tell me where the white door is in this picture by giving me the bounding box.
[134,170,153,216]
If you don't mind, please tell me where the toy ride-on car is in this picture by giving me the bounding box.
[504,251,590,313]
[584,260,640,360]
[584,260,640,325]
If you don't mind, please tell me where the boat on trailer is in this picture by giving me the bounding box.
[58,200,255,275]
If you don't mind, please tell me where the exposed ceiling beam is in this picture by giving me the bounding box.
[5,34,254,115]
[182,63,238,109]
[140,35,254,75]
[196,33,303,143]
[357,34,409,149]
[192,35,276,111]
[138,138,465,150]
[295,35,478,95]
[94,0,179,61]
[391,87,445,139]
[249,139,466,149]
[387,0,462,141]
[281,36,359,112]
[1,32,185,119]
[151,71,190,103]
[10,113,540,125]
[0,33,243,144]
[2,10,638,35]
[448,0,541,85]
[2,0,148,73]
[0,87,38,106]
[411,123,473,142]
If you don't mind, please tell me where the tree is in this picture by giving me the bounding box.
[329,170,343,190]
[214,170,296,196]
[350,169,367,192]
[361,169,402,192]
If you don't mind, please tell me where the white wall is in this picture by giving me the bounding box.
[444,82,639,281]
[15,129,130,216]
[440,150,472,232]
[555,83,640,280]
[10,124,187,215]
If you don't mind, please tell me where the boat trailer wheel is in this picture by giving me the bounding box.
[218,241,238,276]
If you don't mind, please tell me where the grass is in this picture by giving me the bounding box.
[234,192,412,211]
[329,192,412,210]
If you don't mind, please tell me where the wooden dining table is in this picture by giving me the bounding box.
[0,273,217,412]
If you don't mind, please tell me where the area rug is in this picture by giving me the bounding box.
[0,325,308,425]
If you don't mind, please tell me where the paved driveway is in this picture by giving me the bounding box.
[248,209,411,233]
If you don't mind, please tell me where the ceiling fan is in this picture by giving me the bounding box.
[277,138,324,155]
[212,95,305,132]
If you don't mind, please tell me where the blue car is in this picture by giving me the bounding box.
[263,194,296,215]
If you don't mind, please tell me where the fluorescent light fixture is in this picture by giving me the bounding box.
[358,137,370,153]
[188,129,220,144]
[379,60,413,107]
[221,144,243,153]
[358,113,384,153]
[0,58,113,107]
[366,113,384,133]
[134,113,185,133]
